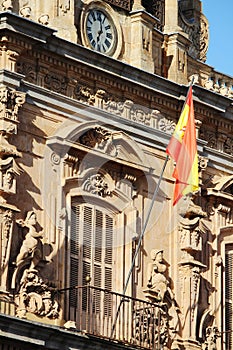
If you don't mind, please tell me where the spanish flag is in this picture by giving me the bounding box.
[166,86,199,205]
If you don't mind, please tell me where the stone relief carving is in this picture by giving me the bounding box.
[15,269,59,319]
[142,26,150,51]
[199,15,209,62]
[0,86,25,123]
[82,173,112,197]
[146,249,168,302]
[0,86,25,158]
[202,326,219,350]
[177,199,208,339]
[0,157,23,194]
[200,128,233,156]
[44,74,68,94]
[11,210,60,319]
[0,86,25,197]
[74,84,95,105]
[149,0,165,31]
[0,86,25,291]
[178,6,209,62]
[144,249,179,338]
[0,208,13,269]
[17,62,36,83]
[15,211,43,270]
[59,0,70,14]
[79,127,118,156]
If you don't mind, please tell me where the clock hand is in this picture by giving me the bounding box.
[97,20,103,42]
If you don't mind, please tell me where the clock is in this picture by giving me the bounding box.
[84,9,117,55]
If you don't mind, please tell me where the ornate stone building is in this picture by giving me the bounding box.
[0,1,232,350]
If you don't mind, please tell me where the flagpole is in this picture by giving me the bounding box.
[110,154,169,338]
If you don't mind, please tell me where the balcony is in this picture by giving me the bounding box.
[62,285,170,350]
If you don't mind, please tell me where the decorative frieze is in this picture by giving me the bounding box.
[199,128,233,156]
[44,74,68,94]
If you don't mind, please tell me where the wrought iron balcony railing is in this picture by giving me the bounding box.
[63,285,170,349]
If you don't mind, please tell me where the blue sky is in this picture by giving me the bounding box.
[202,0,233,77]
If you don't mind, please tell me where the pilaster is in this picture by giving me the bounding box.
[0,85,25,291]
[129,10,156,73]
[164,32,191,84]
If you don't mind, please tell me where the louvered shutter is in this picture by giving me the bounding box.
[225,244,233,349]
[69,202,114,314]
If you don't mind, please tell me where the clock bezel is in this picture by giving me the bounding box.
[80,1,122,58]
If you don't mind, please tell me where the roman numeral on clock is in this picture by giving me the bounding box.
[106,32,112,39]
[105,39,111,49]
[88,33,93,41]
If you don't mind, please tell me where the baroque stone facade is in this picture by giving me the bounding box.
[0,1,232,350]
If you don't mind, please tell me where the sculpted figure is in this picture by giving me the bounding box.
[16,211,43,269]
[3,169,14,190]
[147,249,168,301]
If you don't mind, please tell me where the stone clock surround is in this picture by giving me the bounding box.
[80,0,123,59]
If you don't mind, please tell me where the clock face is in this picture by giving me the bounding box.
[85,9,116,54]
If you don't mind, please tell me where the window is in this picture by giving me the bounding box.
[69,201,114,314]
[225,244,233,349]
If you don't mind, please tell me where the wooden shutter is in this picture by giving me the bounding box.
[225,244,233,349]
[70,202,114,310]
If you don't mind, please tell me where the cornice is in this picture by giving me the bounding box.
[0,12,232,116]
[0,11,56,43]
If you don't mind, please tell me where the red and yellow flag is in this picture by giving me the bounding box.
[166,86,198,205]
